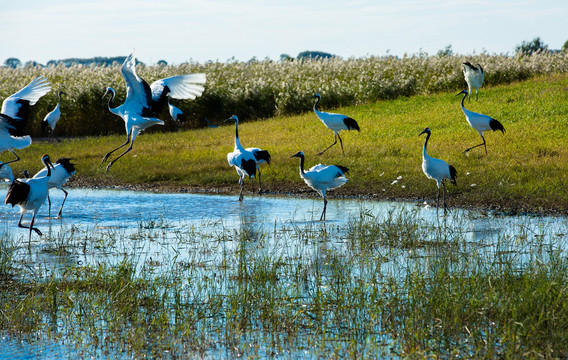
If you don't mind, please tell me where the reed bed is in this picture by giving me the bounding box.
[1,51,567,137]
[1,208,567,358]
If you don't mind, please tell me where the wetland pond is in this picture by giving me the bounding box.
[1,189,568,358]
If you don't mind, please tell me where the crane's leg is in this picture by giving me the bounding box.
[338,133,344,154]
[320,197,328,221]
[257,168,263,194]
[318,134,338,155]
[101,133,131,164]
[57,188,68,218]
[18,211,42,249]
[106,138,135,172]
[2,150,21,166]
[437,187,441,213]
[51,128,61,143]
[47,192,52,217]
[463,134,487,155]
[442,182,447,213]
[238,177,244,201]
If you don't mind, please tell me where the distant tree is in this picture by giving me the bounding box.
[24,60,41,67]
[280,54,293,62]
[563,40,568,52]
[437,44,453,57]
[297,51,337,60]
[157,59,167,66]
[515,37,548,55]
[45,56,129,67]
[4,57,21,68]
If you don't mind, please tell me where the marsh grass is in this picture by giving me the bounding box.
[1,208,568,358]
[1,51,568,138]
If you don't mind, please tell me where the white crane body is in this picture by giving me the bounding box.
[457,89,505,154]
[312,93,360,154]
[291,151,348,221]
[0,76,51,164]
[226,115,259,201]
[419,128,457,212]
[462,62,484,101]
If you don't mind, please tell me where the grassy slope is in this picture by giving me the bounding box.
[9,75,568,213]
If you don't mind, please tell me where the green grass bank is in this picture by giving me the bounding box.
[6,74,568,214]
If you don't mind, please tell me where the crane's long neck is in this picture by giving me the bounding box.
[313,96,321,113]
[107,89,120,116]
[57,92,63,105]
[298,155,305,174]
[423,132,430,159]
[233,119,243,150]
[460,92,468,112]
[44,161,52,178]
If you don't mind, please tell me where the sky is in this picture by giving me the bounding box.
[1,0,567,65]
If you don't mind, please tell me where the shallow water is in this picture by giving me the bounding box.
[0,188,563,244]
[1,188,567,358]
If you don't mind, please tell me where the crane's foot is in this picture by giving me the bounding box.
[33,228,42,236]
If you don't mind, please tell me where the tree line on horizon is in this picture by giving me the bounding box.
[4,37,567,69]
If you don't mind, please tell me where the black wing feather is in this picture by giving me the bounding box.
[56,158,76,174]
[253,150,271,164]
[449,165,457,186]
[241,159,257,177]
[335,165,349,177]
[463,61,477,71]
[150,85,170,116]
[1,102,30,136]
[140,78,155,118]
[5,180,30,207]
[489,119,505,134]
[343,117,360,132]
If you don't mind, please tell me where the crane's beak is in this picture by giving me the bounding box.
[290,151,302,158]
[223,115,238,123]
[419,128,429,136]
[455,89,467,96]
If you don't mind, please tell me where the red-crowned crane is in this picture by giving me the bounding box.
[1,76,51,164]
[419,128,457,213]
[4,154,55,248]
[31,158,76,218]
[245,147,271,193]
[225,115,258,201]
[312,93,360,155]
[102,53,206,171]
[462,62,484,101]
[41,90,65,142]
[456,89,505,154]
[290,151,349,221]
